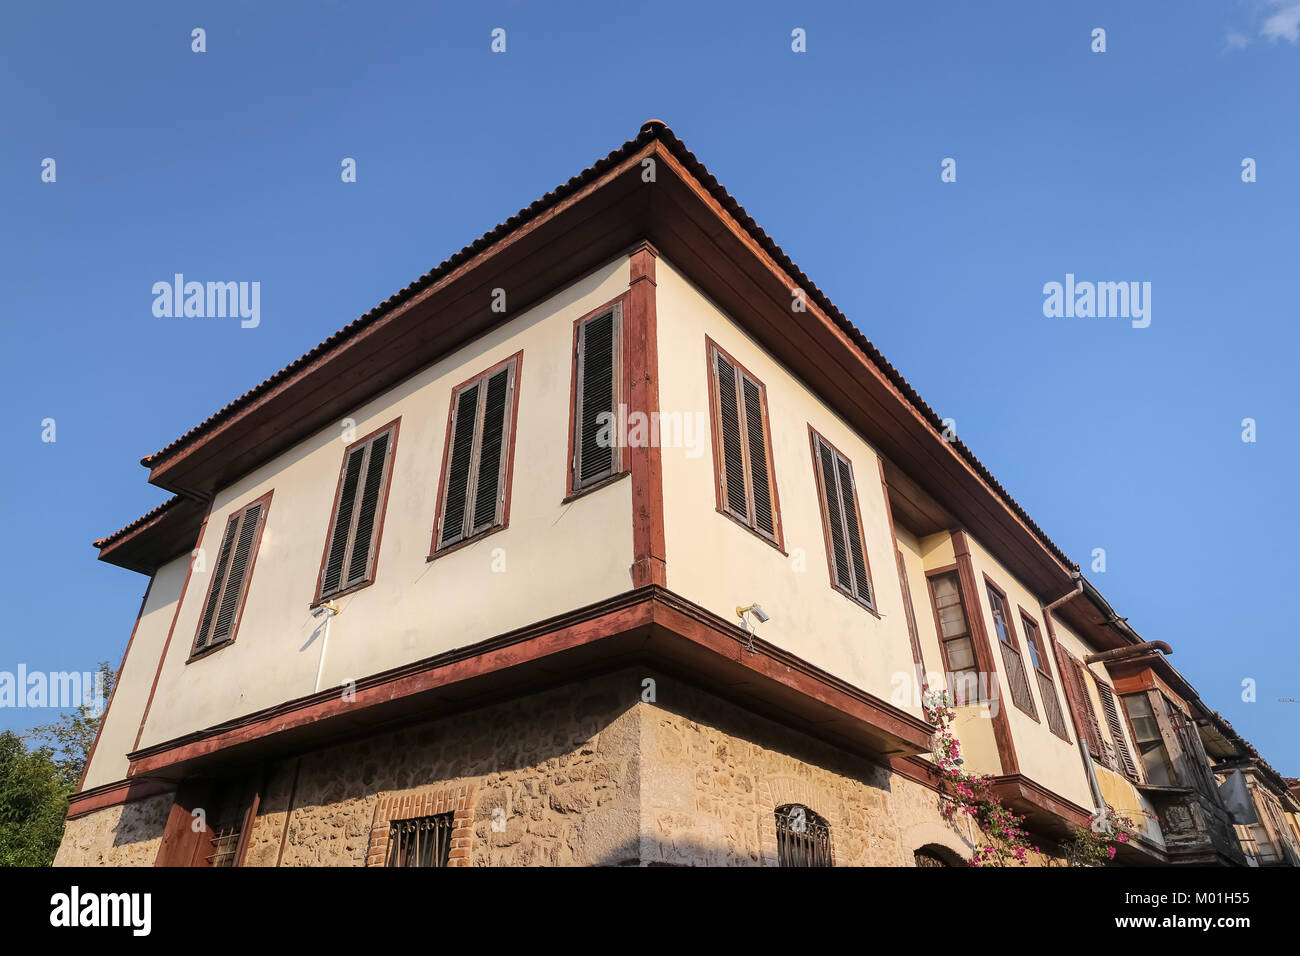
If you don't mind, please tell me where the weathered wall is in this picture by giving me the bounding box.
[53,791,174,866]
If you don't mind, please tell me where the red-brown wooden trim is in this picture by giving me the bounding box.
[311,418,402,606]
[626,243,667,586]
[952,531,1019,774]
[65,776,176,820]
[877,457,927,691]
[427,350,525,559]
[75,576,155,794]
[704,335,786,554]
[982,572,1039,723]
[134,497,214,751]
[564,292,631,502]
[923,565,974,698]
[125,585,934,779]
[188,489,274,662]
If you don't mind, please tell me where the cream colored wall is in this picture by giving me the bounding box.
[896,529,1001,774]
[81,556,189,789]
[962,539,1092,808]
[655,258,921,715]
[137,260,636,748]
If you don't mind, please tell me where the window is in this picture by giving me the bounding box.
[927,571,979,704]
[1121,692,1177,786]
[569,302,624,495]
[985,581,1036,719]
[192,493,271,657]
[775,804,832,867]
[1060,652,1105,759]
[1096,681,1139,779]
[1021,612,1069,739]
[317,422,399,602]
[386,813,454,868]
[205,775,258,867]
[431,353,522,554]
[706,339,782,546]
[809,429,874,609]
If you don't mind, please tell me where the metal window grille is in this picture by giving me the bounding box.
[385,813,455,868]
[207,826,242,867]
[775,804,832,867]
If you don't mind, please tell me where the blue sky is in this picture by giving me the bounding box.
[2,1,1297,774]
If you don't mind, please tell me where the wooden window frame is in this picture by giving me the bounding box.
[1061,650,1105,759]
[983,575,1038,721]
[1096,679,1140,779]
[312,419,401,606]
[704,336,784,552]
[187,491,273,662]
[1120,690,1178,786]
[807,426,877,614]
[925,565,981,704]
[564,296,628,502]
[428,351,524,560]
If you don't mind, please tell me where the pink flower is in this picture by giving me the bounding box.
[1107,846,1117,859]
[1117,833,1128,843]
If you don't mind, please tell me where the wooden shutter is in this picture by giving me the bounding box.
[710,342,780,543]
[1060,651,1104,759]
[319,424,397,600]
[193,496,269,655]
[435,356,518,551]
[1097,681,1139,778]
[812,431,873,608]
[573,305,621,491]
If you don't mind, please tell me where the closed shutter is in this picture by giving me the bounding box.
[319,424,398,600]
[1097,681,1139,778]
[1061,651,1104,759]
[710,343,780,543]
[435,356,519,551]
[811,431,873,608]
[193,497,269,654]
[573,305,621,491]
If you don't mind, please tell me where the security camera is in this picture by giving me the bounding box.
[311,603,340,620]
[750,604,770,624]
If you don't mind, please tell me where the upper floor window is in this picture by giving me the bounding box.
[192,492,271,658]
[569,302,624,496]
[927,571,979,703]
[317,421,399,602]
[775,804,832,867]
[985,580,1036,719]
[706,338,782,548]
[1060,651,1106,760]
[431,353,522,554]
[808,428,874,610]
[1021,612,1069,739]
[1121,692,1177,787]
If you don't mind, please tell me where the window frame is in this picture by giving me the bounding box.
[983,575,1038,721]
[704,336,784,552]
[188,490,273,662]
[925,566,981,705]
[807,425,877,613]
[1019,607,1069,740]
[565,297,628,501]
[1121,690,1179,787]
[312,419,401,605]
[428,351,524,559]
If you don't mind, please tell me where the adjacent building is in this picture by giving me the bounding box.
[55,122,1293,867]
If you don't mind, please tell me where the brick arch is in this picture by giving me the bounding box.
[756,776,844,866]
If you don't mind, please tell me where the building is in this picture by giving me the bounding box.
[55,122,1292,867]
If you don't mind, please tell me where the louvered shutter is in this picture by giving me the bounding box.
[574,307,620,491]
[194,498,266,654]
[1062,652,1104,758]
[813,434,873,608]
[439,383,480,549]
[1097,681,1139,778]
[742,375,775,538]
[714,351,749,521]
[195,516,239,652]
[472,366,511,532]
[321,445,366,595]
[345,432,390,588]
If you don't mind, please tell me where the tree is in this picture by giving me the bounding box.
[27,661,115,790]
[0,730,68,866]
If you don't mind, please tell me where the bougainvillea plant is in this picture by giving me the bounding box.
[922,689,1039,866]
[1061,804,1147,867]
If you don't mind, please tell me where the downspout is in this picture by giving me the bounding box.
[1084,642,1173,665]
[1043,572,1106,816]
